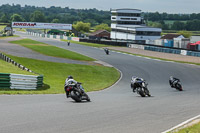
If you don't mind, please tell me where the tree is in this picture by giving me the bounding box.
[73,21,90,33]
[171,21,185,30]
[178,31,192,38]
[51,19,59,23]
[0,13,9,23]
[30,10,46,22]
[149,22,162,28]
[10,14,24,22]
[94,23,111,32]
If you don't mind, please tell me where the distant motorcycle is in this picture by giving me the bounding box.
[64,82,90,102]
[169,76,182,91]
[104,48,109,55]
[131,77,151,97]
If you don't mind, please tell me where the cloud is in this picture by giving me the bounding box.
[0,0,200,13]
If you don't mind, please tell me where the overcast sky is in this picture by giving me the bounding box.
[0,0,199,13]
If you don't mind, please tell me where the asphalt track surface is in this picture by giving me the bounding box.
[0,32,200,133]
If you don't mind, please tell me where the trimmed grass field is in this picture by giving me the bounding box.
[0,55,120,94]
[9,39,95,61]
[62,39,109,48]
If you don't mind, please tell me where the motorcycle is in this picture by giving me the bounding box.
[104,48,109,55]
[64,82,90,102]
[169,78,182,91]
[131,79,151,97]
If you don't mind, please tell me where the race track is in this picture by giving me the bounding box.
[0,32,200,133]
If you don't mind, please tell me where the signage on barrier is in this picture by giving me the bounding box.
[181,50,187,55]
[12,22,72,30]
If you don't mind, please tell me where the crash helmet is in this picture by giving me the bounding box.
[68,75,73,79]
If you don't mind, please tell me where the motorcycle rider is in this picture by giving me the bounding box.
[131,76,146,92]
[169,76,180,88]
[64,75,84,98]
[104,48,109,55]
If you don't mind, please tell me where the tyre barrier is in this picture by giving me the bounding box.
[0,53,43,89]
[144,46,181,55]
[187,51,200,57]
[0,73,43,90]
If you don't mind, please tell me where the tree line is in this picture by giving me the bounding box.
[0,4,110,26]
[1,4,200,31]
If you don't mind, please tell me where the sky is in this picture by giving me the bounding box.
[0,0,199,13]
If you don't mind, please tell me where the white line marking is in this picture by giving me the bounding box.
[162,115,200,133]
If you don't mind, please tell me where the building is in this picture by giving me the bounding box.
[110,8,162,43]
[159,34,190,48]
[89,30,110,40]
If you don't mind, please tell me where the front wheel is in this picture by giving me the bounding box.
[138,87,146,97]
[176,83,183,91]
[144,88,151,97]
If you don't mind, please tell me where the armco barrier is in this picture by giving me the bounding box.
[0,73,43,90]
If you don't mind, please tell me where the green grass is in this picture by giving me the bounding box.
[164,20,187,25]
[0,25,6,31]
[162,30,200,36]
[0,55,120,94]
[9,39,95,61]
[15,28,26,32]
[169,122,200,133]
[0,35,19,39]
[0,59,37,75]
[62,39,109,48]
[112,49,200,66]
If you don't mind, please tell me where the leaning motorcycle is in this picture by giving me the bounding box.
[64,83,90,102]
[104,48,109,55]
[131,81,151,97]
[169,80,182,91]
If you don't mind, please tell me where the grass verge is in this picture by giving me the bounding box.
[61,39,110,48]
[9,39,95,61]
[0,59,36,75]
[0,55,120,94]
[169,122,200,133]
[111,49,200,66]
[0,35,19,39]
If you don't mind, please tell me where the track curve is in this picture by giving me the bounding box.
[0,32,200,133]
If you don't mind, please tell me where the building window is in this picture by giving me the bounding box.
[120,18,131,20]
[111,28,136,34]
[136,31,161,36]
[117,21,141,25]
[112,13,141,17]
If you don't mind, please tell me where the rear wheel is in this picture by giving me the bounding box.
[71,90,82,102]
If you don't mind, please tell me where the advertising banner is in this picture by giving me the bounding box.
[12,22,72,30]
